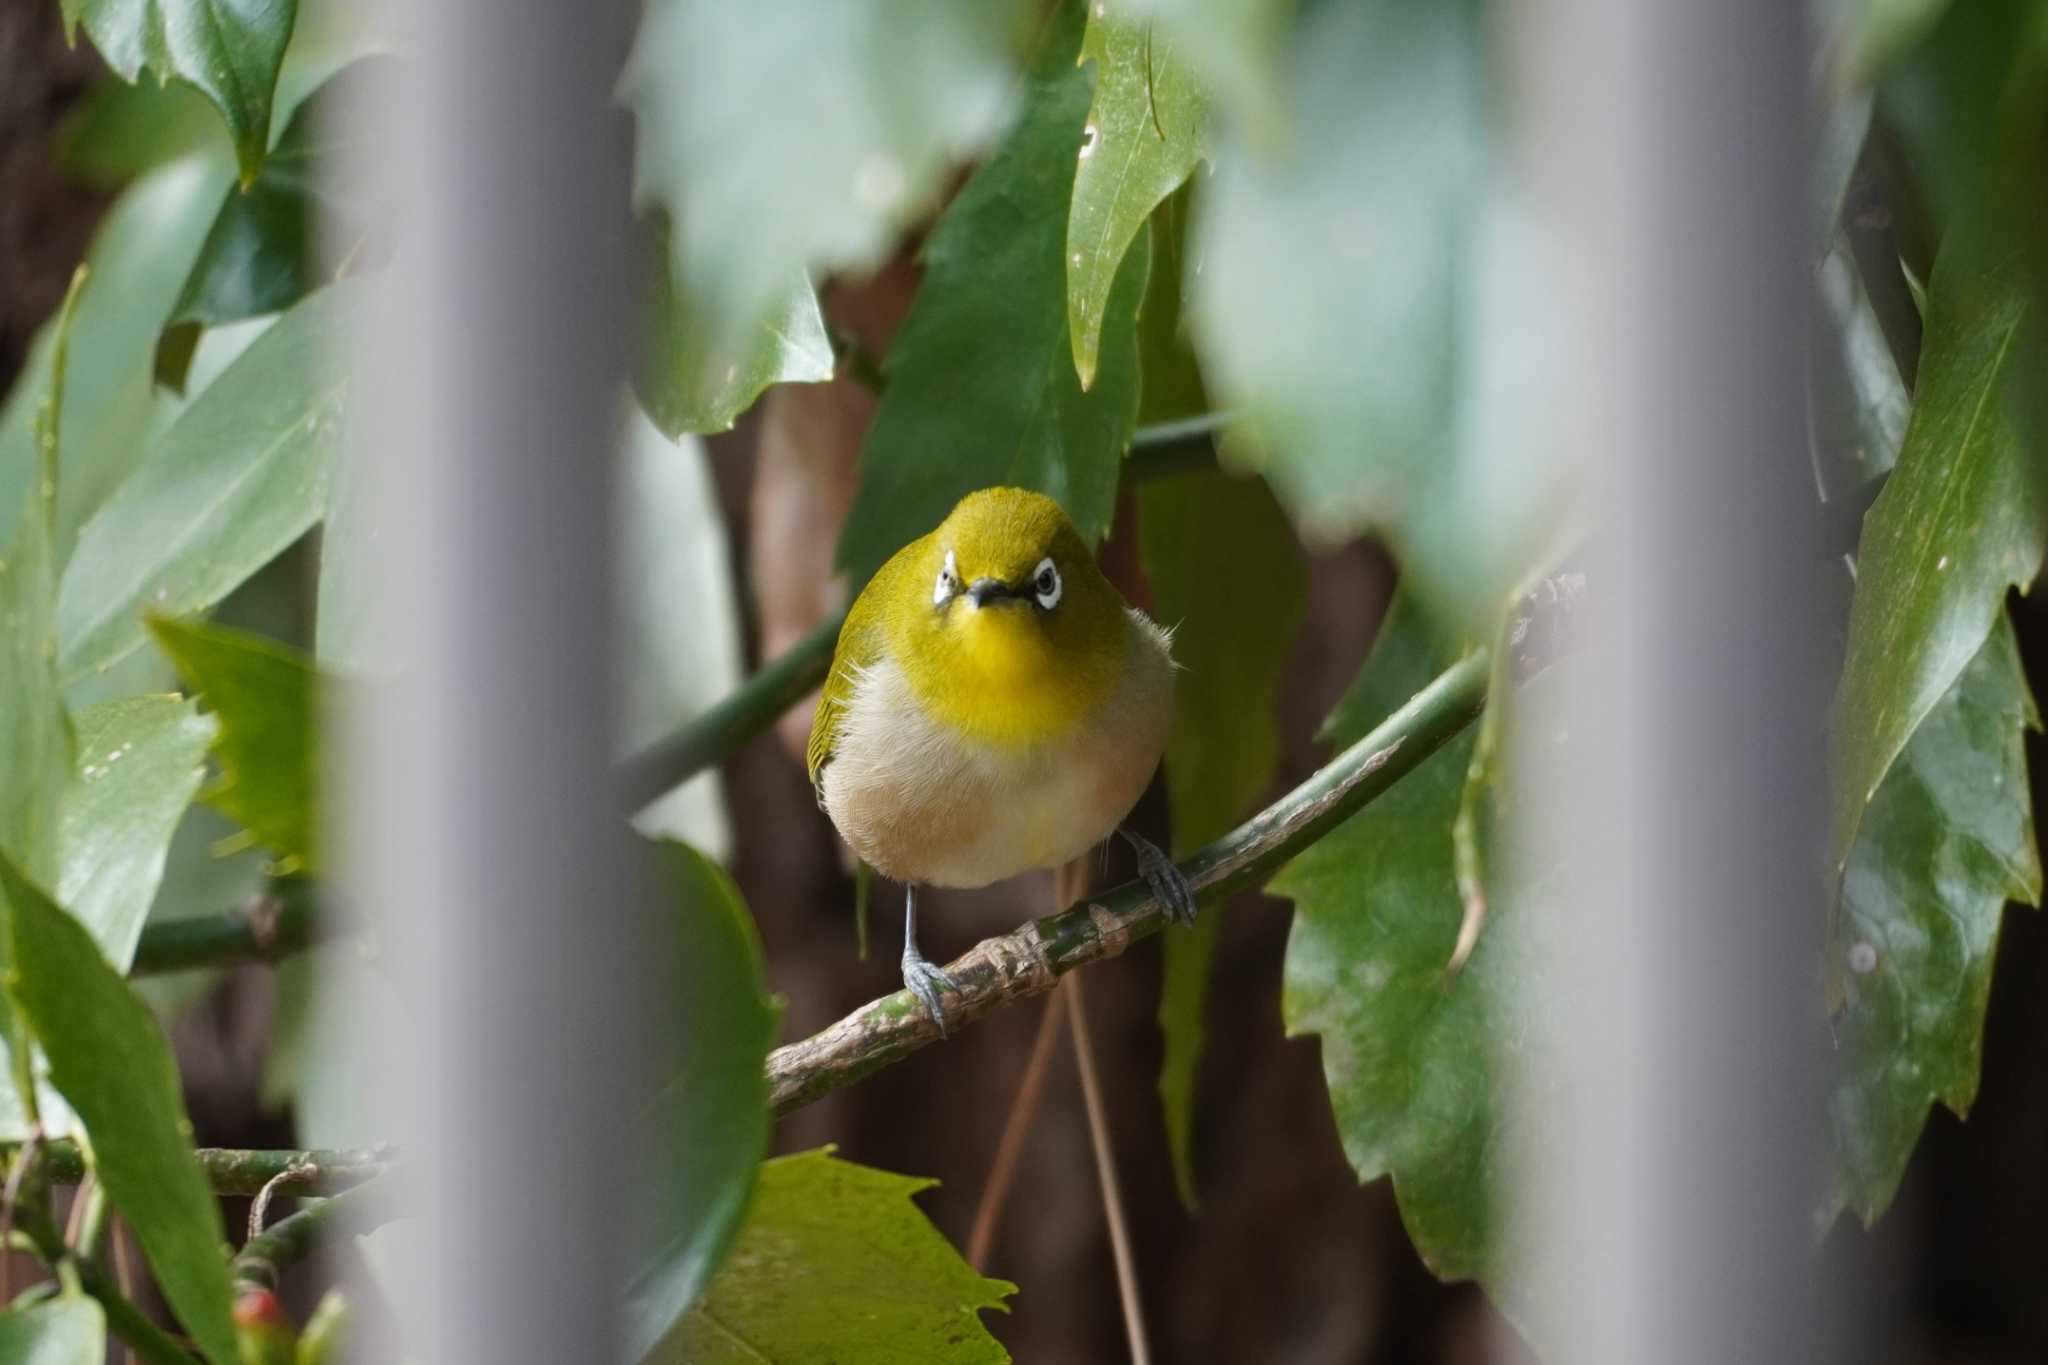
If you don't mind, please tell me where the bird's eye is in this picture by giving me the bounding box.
[1032,557,1062,610]
[934,549,960,606]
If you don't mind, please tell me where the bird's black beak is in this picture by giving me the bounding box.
[966,577,1020,608]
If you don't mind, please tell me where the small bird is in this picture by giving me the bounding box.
[808,487,1196,1032]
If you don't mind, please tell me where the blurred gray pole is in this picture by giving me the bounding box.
[342,0,642,1360]
[1508,2,1834,1363]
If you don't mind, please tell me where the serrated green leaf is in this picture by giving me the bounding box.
[58,281,361,684]
[54,74,221,188]
[60,0,300,183]
[620,0,1025,355]
[0,855,238,1365]
[0,155,234,565]
[649,1148,1015,1364]
[633,216,834,439]
[1828,614,2040,1222]
[1829,241,2042,888]
[59,695,217,968]
[836,1,1150,585]
[622,842,780,1360]
[159,57,396,387]
[0,1295,106,1363]
[1189,0,1489,581]
[1138,469,1302,1207]
[1068,4,1205,388]
[148,617,318,873]
[1273,600,1502,1288]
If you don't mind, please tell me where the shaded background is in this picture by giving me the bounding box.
[3,6,2045,1361]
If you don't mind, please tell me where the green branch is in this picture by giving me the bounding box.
[233,1182,394,1290]
[766,650,1490,1114]
[18,1141,391,1196]
[128,881,322,977]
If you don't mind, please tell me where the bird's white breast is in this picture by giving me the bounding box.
[820,610,1173,889]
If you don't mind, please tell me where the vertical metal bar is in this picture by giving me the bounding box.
[339,1,640,1360]
[1507,2,1834,1363]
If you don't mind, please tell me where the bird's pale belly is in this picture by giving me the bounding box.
[820,621,1172,888]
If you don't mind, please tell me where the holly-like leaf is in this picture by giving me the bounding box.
[158,57,396,388]
[1138,469,1302,1207]
[1829,614,2040,1221]
[649,1148,1015,1364]
[59,695,216,968]
[1829,241,2041,888]
[622,842,780,1360]
[0,855,238,1365]
[1067,3,1205,388]
[0,1296,107,1363]
[149,617,318,873]
[836,0,1150,585]
[633,216,834,440]
[1188,0,1491,589]
[60,0,299,183]
[620,0,1024,356]
[58,280,361,684]
[1272,596,1565,1337]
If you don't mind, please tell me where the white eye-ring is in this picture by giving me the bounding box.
[1032,557,1062,609]
[934,549,960,606]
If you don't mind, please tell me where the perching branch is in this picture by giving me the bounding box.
[766,650,1491,1114]
[20,1140,392,1196]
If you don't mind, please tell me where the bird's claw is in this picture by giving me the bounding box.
[902,951,960,1038]
[1121,828,1198,926]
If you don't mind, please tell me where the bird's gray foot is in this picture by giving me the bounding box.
[900,886,959,1036]
[1120,828,1197,926]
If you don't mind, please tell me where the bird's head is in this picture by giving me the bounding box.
[890,488,1128,745]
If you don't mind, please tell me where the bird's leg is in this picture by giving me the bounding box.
[901,884,960,1037]
[1119,828,1197,926]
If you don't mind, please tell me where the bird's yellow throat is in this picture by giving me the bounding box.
[898,600,1122,749]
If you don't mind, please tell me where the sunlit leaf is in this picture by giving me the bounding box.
[60,0,300,182]
[1067,3,1205,388]
[620,0,1025,355]
[59,695,216,967]
[648,1148,1015,1364]
[0,155,235,562]
[149,617,318,874]
[837,0,1149,584]
[622,842,780,1360]
[1138,469,1302,1207]
[1829,240,2041,890]
[1120,0,1292,144]
[0,855,238,1365]
[0,1296,106,1363]
[634,217,834,439]
[58,281,361,683]
[617,415,742,855]
[1828,615,2039,1222]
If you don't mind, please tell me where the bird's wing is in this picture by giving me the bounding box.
[806,537,918,800]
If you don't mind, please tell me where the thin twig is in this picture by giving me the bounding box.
[967,992,1066,1270]
[128,880,323,976]
[1068,972,1152,1365]
[247,1159,319,1242]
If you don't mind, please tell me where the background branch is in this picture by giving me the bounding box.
[18,1141,392,1196]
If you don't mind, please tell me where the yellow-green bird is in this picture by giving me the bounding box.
[808,487,1195,1032]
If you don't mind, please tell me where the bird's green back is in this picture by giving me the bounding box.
[806,531,927,797]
